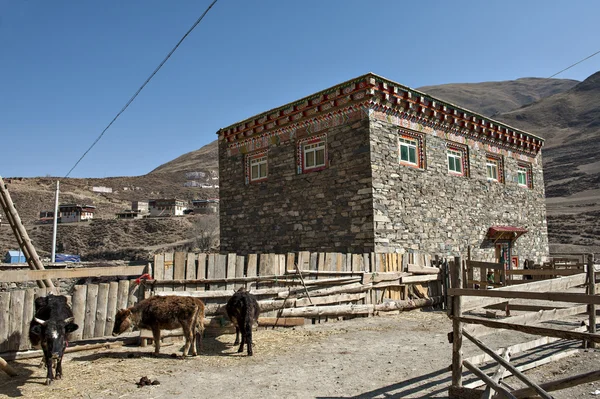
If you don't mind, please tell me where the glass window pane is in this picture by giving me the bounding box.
[400,145,408,161]
[316,148,325,166]
[409,147,416,164]
[306,151,314,168]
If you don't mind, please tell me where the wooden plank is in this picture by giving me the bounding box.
[467,260,504,271]
[401,274,441,283]
[257,317,305,327]
[214,254,227,290]
[185,252,197,291]
[407,264,440,274]
[116,280,129,311]
[297,251,310,271]
[465,305,588,337]
[71,285,87,341]
[511,368,600,398]
[94,283,110,338]
[278,254,286,276]
[226,253,237,291]
[206,253,216,291]
[83,284,99,339]
[104,282,119,337]
[295,293,366,307]
[462,360,517,399]
[163,252,174,292]
[8,290,24,351]
[196,253,207,292]
[258,253,269,276]
[459,316,600,343]
[280,304,373,317]
[465,326,587,367]
[451,287,600,306]
[351,254,363,272]
[508,269,580,276]
[324,253,334,272]
[153,254,165,292]
[173,252,186,291]
[485,303,566,312]
[0,265,148,283]
[127,279,140,308]
[465,350,579,390]
[463,330,553,399]
[0,292,11,353]
[461,273,586,312]
[20,289,36,350]
[246,254,258,277]
[236,255,246,278]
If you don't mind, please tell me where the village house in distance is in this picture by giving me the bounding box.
[217,73,549,265]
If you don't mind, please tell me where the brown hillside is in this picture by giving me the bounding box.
[418,77,578,117]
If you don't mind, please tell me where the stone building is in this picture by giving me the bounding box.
[217,73,549,264]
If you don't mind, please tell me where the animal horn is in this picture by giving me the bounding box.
[64,317,74,324]
[35,317,47,326]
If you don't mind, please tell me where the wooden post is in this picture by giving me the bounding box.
[0,175,54,289]
[451,256,463,391]
[588,253,596,349]
[0,356,17,377]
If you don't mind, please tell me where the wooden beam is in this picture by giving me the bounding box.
[407,264,440,274]
[510,368,600,398]
[484,303,566,312]
[588,253,596,349]
[464,349,579,389]
[464,305,588,338]
[451,256,464,389]
[460,316,600,343]
[0,265,147,283]
[0,356,17,377]
[507,269,580,276]
[451,287,600,306]
[462,360,516,399]
[461,273,586,312]
[467,261,504,271]
[280,304,373,317]
[401,274,441,283]
[374,296,444,311]
[462,330,552,399]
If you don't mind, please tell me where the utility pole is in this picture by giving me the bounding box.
[51,181,60,263]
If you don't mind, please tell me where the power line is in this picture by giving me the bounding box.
[548,49,600,79]
[65,0,219,178]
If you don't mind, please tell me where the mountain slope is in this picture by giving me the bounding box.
[418,77,578,117]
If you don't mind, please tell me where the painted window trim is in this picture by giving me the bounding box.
[297,134,327,174]
[517,161,533,189]
[446,141,469,177]
[245,150,268,185]
[486,153,504,183]
[398,129,426,169]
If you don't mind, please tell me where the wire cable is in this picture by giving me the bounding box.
[65,0,219,178]
[548,49,600,79]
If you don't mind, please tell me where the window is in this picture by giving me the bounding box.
[446,142,469,177]
[398,130,425,169]
[297,134,327,174]
[517,162,533,189]
[399,137,418,165]
[304,141,326,170]
[246,150,268,184]
[486,154,504,183]
[250,155,267,181]
[448,149,462,174]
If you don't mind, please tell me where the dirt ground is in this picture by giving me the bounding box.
[0,309,598,399]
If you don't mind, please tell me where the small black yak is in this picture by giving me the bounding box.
[29,294,79,385]
[226,287,260,356]
[112,295,205,356]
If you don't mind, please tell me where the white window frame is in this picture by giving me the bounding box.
[250,154,268,182]
[486,158,499,181]
[447,149,463,175]
[399,136,418,166]
[303,141,326,171]
[517,166,528,187]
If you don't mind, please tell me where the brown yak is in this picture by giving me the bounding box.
[113,295,205,356]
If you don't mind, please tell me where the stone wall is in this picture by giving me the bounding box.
[219,117,375,254]
[369,116,549,264]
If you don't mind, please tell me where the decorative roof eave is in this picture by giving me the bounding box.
[217,73,544,155]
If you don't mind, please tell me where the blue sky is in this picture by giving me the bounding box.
[1,0,599,178]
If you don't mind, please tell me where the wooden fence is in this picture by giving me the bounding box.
[0,251,448,356]
[0,265,147,354]
[448,254,600,398]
